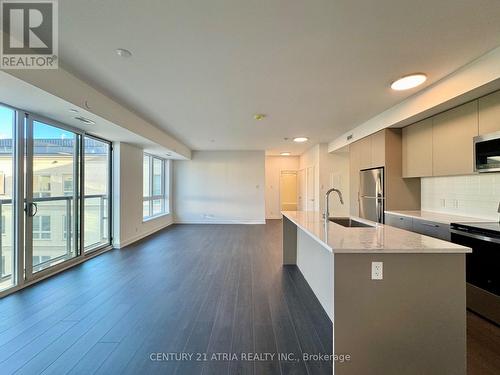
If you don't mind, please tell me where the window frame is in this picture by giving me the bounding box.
[32,215,51,240]
[62,174,73,196]
[143,153,169,220]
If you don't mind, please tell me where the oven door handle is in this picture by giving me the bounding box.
[450,229,500,245]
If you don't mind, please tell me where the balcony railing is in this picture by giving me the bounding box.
[0,194,109,279]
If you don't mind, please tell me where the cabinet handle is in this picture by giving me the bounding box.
[421,223,439,228]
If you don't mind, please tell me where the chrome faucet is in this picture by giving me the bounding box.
[324,188,344,221]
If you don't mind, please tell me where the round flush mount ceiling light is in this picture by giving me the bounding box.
[115,48,132,58]
[254,113,266,121]
[390,73,427,91]
[293,137,309,143]
[280,152,291,156]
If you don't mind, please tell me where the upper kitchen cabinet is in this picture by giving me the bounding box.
[350,130,385,172]
[357,136,373,170]
[402,118,433,178]
[349,129,420,215]
[478,90,500,135]
[432,101,478,176]
[370,130,386,168]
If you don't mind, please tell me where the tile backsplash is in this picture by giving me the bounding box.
[421,173,500,220]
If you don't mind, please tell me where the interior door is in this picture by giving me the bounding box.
[25,118,80,278]
[297,169,305,210]
[306,166,315,211]
[280,171,297,211]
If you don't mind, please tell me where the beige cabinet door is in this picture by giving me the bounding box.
[357,136,372,170]
[478,90,500,135]
[402,118,433,177]
[432,101,478,176]
[371,130,386,168]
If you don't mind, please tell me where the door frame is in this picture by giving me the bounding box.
[24,113,83,282]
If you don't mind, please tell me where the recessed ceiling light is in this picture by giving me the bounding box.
[115,48,132,58]
[74,116,95,125]
[390,73,427,91]
[280,152,291,156]
[254,114,266,121]
[293,137,309,143]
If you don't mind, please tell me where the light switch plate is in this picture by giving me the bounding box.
[371,262,383,280]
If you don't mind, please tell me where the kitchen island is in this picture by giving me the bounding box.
[282,210,471,375]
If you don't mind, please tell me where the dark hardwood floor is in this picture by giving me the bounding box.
[0,220,332,375]
[2,220,498,375]
[467,311,500,375]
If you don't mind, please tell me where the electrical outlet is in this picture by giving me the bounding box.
[371,262,383,280]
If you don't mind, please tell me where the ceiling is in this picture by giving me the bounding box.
[58,0,500,155]
[0,72,180,159]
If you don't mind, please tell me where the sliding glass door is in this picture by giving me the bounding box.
[0,103,113,294]
[25,118,80,276]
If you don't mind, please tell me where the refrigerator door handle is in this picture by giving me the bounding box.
[376,197,383,223]
[375,198,380,223]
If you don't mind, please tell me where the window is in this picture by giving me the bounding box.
[33,215,51,240]
[62,174,73,196]
[143,154,169,219]
[84,136,111,251]
[33,255,50,266]
[34,175,51,198]
[0,172,5,195]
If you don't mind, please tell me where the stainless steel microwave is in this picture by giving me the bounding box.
[474,131,500,173]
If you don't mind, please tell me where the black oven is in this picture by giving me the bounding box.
[474,131,500,173]
[450,222,500,325]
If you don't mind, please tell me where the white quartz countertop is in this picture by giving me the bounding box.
[282,211,471,254]
[385,210,487,225]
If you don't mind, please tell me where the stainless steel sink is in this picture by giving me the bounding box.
[328,217,373,228]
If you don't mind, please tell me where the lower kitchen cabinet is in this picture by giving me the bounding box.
[385,213,451,241]
[385,213,413,231]
[411,218,450,241]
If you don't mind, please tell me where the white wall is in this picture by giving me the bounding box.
[298,143,350,215]
[299,145,320,211]
[265,156,299,219]
[421,173,500,220]
[113,142,173,248]
[173,151,265,224]
[325,150,350,217]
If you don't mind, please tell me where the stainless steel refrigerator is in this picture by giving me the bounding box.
[359,167,385,223]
